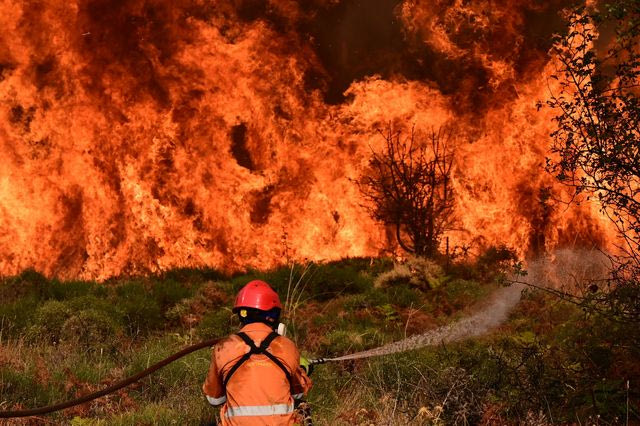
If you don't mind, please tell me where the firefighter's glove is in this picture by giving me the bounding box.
[300,355,314,376]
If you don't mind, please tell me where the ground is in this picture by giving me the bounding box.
[0,255,638,425]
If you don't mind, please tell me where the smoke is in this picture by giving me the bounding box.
[522,248,611,292]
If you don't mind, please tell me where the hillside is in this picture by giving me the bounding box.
[1,254,638,425]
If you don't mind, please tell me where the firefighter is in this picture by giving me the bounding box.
[203,280,313,425]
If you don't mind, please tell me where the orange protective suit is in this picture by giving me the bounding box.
[203,322,312,425]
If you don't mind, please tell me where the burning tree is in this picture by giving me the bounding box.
[546,2,640,322]
[358,126,455,257]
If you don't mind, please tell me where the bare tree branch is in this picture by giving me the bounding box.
[358,125,456,257]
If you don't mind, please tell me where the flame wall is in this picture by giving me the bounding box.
[0,0,611,279]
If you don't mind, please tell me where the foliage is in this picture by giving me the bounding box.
[115,282,164,335]
[474,245,519,282]
[547,1,640,257]
[196,307,235,340]
[150,278,192,310]
[28,300,73,343]
[0,257,637,424]
[545,1,640,322]
[125,336,210,402]
[61,309,121,352]
[358,126,456,256]
[0,366,54,407]
[374,256,444,290]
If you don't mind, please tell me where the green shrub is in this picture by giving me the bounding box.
[61,309,121,352]
[346,284,420,311]
[385,284,421,308]
[235,259,381,303]
[66,295,122,320]
[160,267,226,284]
[115,282,163,335]
[196,308,235,340]
[322,327,383,356]
[0,269,47,303]
[0,296,39,338]
[475,245,518,280]
[42,280,106,301]
[324,330,364,355]
[151,278,192,309]
[28,300,73,343]
[306,262,372,300]
[356,342,498,425]
[342,294,369,312]
[13,269,50,299]
[442,278,488,307]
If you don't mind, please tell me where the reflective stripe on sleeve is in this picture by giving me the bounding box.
[206,395,227,406]
[225,403,294,417]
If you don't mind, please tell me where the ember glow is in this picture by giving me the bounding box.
[0,0,614,279]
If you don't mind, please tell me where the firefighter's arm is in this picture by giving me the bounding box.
[291,352,313,400]
[299,355,314,376]
[202,347,226,406]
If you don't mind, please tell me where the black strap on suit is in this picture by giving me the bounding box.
[222,331,294,394]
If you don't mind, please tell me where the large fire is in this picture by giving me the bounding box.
[0,0,614,280]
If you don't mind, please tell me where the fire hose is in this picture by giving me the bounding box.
[0,338,221,418]
[0,336,328,419]
[0,283,523,419]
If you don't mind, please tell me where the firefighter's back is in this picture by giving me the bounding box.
[214,322,301,426]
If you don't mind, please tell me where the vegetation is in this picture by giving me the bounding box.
[0,255,638,425]
[358,126,455,257]
[546,1,640,323]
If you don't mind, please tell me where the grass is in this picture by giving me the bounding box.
[0,256,638,425]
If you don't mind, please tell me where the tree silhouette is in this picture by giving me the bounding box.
[358,126,455,257]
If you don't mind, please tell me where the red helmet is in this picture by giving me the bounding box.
[233,280,282,312]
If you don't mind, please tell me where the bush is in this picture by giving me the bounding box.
[342,285,420,312]
[65,295,122,319]
[0,296,39,338]
[160,267,226,284]
[196,308,235,340]
[61,309,121,352]
[115,282,163,335]
[475,245,518,280]
[42,279,106,301]
[151,279,192,310]
[28,300,73,343]
[442,278,488,308]
[235,259,385,303]
[356,342,500,425]
[0,269,48,303]
[321,327,384,356]
[306,262,373,300]
[374,257,443,290]
[386,284,422,308]
[324,330,366,355]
